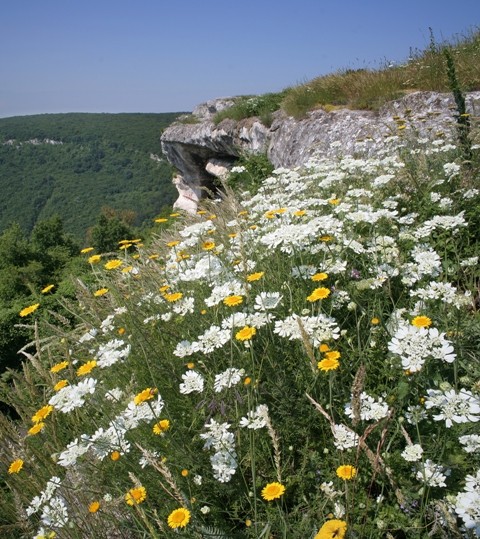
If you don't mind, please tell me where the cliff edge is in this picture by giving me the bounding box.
[161,92,480,211]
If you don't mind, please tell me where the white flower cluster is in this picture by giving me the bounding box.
[459,435,480,453]
[48,378,97,413]
[415,459,449,487]
[214,368,245,392]
[179,371,205,394]
[274,313,340,346]
[332,424,359,450]
[345,392,389,422]
[388,323,456,372]
[28,476,69,531]
[401,443,423,462]
[200,419,237,482]
[239,404,269,430]
[455,469,480,533]
[96,338,131,368]
[424,388,480,428]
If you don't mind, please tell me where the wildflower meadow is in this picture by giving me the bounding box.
[1,114,479,538]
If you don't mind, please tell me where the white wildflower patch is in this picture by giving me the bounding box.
[239,404,269,430]
[332,424,359,450]
[455,470,480,532]
[48,378,97,413]
[345,392,389,422]
[213,368,245,392]
[424,388,480,428]
[388,323,456,372]
[416,459,449,488]
[401,444,424,462]
[179,371,205,394]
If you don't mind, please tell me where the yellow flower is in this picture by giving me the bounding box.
[163,292,183,302]
[319,343,330,353]
[314,519,347,539]
[155,217,168,223]
[8,459,24,474]
[411,315,432,328]
[371,317,380,325]
[245,519,252,527]
[294,210,306,217]
[324,350,341,361]
[311,272,328,281]
[235,326,256,341]
[317,358,340,371]
[307,287,330,302]
[159,284,170,292]
[328,198,341,205]
[153,419,170,435]
[32,405,53,423]
[94,288,109,297]
[76,360,97,377]
[88,254,102,264]
[202,240,215,251]
[197,210,207,215]
[261,482,285,501]
[41,284,55,294]
[167,240,180,248]
[181,469,189,477]
[50,361,69,373]
[244,376,252,386]
[80,247,94,254]
[28,422,45,436]
[187,362,195,369]
[125,486,147,506]
[88,501,100,513]
[19,303,40,317]
[134,387,157,405]
[223,295,244,307]
[336,465,357,480]
[167,507,191,529]
[319,235,332,242]
[53,380,68,392]
[246,271,264,282]
[104,259,122,270]
[170,212,180,217]
[110,451,121,461]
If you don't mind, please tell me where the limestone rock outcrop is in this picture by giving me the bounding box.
[161,92,480,211]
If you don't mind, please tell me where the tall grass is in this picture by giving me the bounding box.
[214,29,480,123]
[1,110,479,538]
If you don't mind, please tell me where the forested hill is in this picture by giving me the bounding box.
[0,112,183,240]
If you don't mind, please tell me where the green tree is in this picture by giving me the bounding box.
[89,210,134,253]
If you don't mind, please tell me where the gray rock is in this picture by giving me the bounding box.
[161,92,480,211]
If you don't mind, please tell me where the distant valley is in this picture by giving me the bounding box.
[0,112,183,240]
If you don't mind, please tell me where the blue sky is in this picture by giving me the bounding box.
[1,0,479,117]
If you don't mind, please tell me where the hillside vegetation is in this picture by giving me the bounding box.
[213,28,480,124]
[0,96,479,537]
[0,113,181,240]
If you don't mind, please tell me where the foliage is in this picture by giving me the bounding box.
[213,91,289,126]
[0,113,180,241]
[0,113,479,538]
[224,152,274,192]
